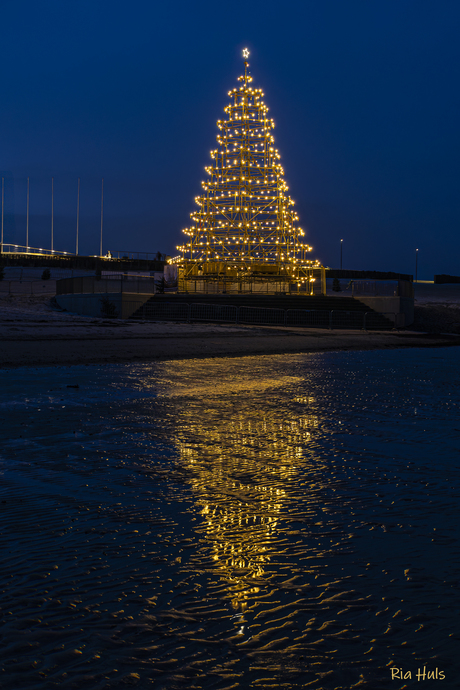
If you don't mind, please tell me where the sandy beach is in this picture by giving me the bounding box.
[1,293,459,368]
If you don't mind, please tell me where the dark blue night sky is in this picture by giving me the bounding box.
[1,0,459,278]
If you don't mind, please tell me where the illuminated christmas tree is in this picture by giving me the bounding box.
[174,49,321,290]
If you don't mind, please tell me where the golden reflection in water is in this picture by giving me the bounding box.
[161,360,321,615]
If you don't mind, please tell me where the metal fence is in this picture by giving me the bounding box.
[0,244,73,256]
[127,301,400,330]
[57,276,156,295]
[111,250,167,261]
[0,245,167,261]
[191,303,239,323]
[0,280,57,294]
[180,278,324,296]
[134,301,190,321]
[1,268,97,281]
[326,279,414,298]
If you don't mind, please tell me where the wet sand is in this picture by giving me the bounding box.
[1,295,459,368]
[2,350,459,687]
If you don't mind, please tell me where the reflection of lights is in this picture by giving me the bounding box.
[169,368,320,611]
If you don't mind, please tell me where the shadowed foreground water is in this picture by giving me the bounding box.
[1,348,459,689]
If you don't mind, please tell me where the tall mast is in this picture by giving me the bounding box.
[1,177,4,252]
[26,177,29,251]
[51,177,54,252]
[100,177,104,256]
[76,177,80,255]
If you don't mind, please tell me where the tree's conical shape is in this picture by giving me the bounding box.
[174,54,320,284]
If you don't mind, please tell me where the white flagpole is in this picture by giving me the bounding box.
[76,177,80,255]
[100,177,104,256]
[51,176,54,252]
[1,177,4,252]
[26,177,29,251]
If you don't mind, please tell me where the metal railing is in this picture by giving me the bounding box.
[191,303,239,323]
[0,244,74,256]
[327,279,414,298]
[134,301,189,321]
[180,278,323,296]
[110,250,167,261]
[0,245,167,261]
[127,301,400,330]
[57,276,156,295]
[1,268,98,281]
[0,280,57,294]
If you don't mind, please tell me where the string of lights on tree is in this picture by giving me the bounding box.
[172,49,320,282]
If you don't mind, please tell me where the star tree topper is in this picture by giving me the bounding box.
[242,48,250,58]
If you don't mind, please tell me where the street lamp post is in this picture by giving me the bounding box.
[415,248,419,283]
[340,239,343,270]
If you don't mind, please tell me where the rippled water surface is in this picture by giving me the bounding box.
[1,348,460,689]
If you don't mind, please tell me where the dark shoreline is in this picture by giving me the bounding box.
[1,328,459,369]
[2,294,460,369]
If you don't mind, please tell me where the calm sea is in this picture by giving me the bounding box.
[1,347,459,689]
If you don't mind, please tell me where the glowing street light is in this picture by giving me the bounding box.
[340,239,343,270]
